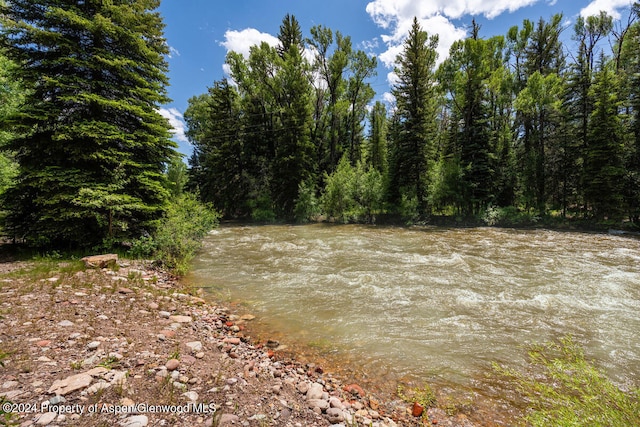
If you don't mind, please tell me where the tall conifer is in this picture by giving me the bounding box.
[0,0,175,246]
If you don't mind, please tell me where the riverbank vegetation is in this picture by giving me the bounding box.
[494,336,640,427]
[186,7,640,230]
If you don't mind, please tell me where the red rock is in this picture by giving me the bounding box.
[315,366,324,374]
[159,330,176,339]
[165,359,180,371]
[36,340,52,347]
[412,402,424,417]
[180,355,197,365]
[344,384,365,397]
[432,420,439,425]
[225,321,234,327]
[267,350,275,359]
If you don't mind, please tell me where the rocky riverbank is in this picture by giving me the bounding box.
[0,256,476,427]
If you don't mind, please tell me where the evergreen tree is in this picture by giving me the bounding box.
[0,0,175,246]
[366,101,388,174]
[584,56,625,219]
[185,80,247,217]
[389,17,439,214]
[273,20,316,218]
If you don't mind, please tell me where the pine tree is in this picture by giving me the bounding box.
[0,0,175,246]
[390,17,439,214]
[584,56,625,219]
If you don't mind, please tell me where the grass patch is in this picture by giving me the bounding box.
[494,336,640,427]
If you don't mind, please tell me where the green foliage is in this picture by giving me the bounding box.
[321,157,384,223]
[294,180,320,223]
[389,17,439,214]
[0,0,176,247]
[130,193,219,275]
[494,336,640,427]
[482,205,540,226]
[165,156,188,200]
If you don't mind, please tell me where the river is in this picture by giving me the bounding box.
[188,223,640,412]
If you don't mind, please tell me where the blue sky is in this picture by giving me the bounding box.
[156,0,636,156]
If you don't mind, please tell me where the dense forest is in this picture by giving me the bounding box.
[186,7,640,226]
[1,1,640,252]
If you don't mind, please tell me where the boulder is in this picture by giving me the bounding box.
[81,254,118,269]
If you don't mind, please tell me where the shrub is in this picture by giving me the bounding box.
[294,180,320,223]
[129,193,219,275]
[494,336,640,427]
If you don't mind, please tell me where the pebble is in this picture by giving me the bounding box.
[35,412,57,425]
[183,391,199,401]
[186,341,202,352]
[169,315,192,323]
[87,341,101,350]
[57,320,74,327]
[158,311,171,319]
[165,359,180,371]
[122,415,149,427]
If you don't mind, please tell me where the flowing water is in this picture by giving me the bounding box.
[189,224,640,405]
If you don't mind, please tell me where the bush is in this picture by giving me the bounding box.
[129,193,219,275]
[482,205,540,226]
[294,180,320,223]
[321,157,384,223]
[494,336,640,427]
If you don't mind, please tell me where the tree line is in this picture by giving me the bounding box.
[187,8,640,225]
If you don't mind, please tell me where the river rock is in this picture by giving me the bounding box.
[186,341,202,352]
[326,407,345,423]
[329,396,344,409]
[81,254,118,269]
[165,359,180,371]
[219,414,239,425]
[306,382,324,400]
[308,399,329,411]
[35,412,57,425]
[122,415,149,427]
[48,372,93,395]
[169,315,192,323]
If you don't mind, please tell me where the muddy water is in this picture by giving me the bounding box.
[189,224,640,403]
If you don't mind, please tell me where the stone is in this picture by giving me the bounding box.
[81,254,118,269]
[308,399,329,411]
[222,337,240,345]
[240,314,256,321]
[87,341,101,350]
[158,311,171,319]
[1,381,19,390]
[326,407,345,423]
[48,372,93,395]
[344,383,365,397]
[36,340,52,348]
[182,391,199,401]
[296,382,310,394]
[148,302,159,310]
[49,395,66,405]
[186,341,203,352]
[165,359,180,371]
[412,402,424,417]
[121,415,149,427]
[35,412,57,425]
[219,414,240,425]
[118,287,134,294]
[329,397,344,409]
[306,382,324,400]
[57,320,74,327]
[169,315,192,323]
[159,330,176,339]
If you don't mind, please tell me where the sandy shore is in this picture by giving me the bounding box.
[0,256,479,426]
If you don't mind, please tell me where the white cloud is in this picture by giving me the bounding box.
[365,0,540,85]
[159,108,188,144]
[168,46,180,59]
[219,28,280,58]
[580,0,633,19]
